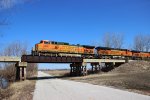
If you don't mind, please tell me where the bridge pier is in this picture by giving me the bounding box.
[114,62,124,67]
[70,63,87,76]
[101,62,125,72]
[15,62,27,81]
[91,63,101,73]
[101,62,114,72]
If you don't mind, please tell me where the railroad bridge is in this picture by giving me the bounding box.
[0,55,130,81]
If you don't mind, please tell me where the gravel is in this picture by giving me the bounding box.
[111,61,150,73]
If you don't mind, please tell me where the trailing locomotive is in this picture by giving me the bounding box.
[95,47,132,59]
[131,50,150,60]
[95,47,150,59]
[32,40,150,60]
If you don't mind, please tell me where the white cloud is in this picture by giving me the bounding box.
[0,0,32,10]
[0,0,17,9]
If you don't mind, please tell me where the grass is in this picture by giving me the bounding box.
[68,72,150,95]
[0,80,36,100]
[43,69,70,76]
[0,71,37,100]
[0,64,38,100]
[44,70,150,96]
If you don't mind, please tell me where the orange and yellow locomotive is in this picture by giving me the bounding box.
[32,40,95,57]
[32,40,150,60]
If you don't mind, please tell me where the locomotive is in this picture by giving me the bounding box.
[32,40,95,58]
[95,47,132,59]
[96,47,150,59]
[32,40,150,59]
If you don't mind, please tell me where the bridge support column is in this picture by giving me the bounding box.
[15,62,27,81]
[70,63,87,76]
[91,65,94,73]
[101,62,115,72]
[114,62,124,67]
[125,58,129,63]
[98,64,101,72]
[91,63,101,73]
[82,65,87,76]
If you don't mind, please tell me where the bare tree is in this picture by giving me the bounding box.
[3,41,27,56]
[133,34,145,51]
[90,40,100,47]
[103,32,124,48]
[144,36,150,52]
[112,33,124,49]
[0,41,37,81]
[27,63,38,77]
[103,33,113,48]
[0,42,28,81]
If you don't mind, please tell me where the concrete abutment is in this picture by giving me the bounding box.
[15,62,27,81]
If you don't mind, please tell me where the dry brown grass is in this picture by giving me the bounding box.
[43,70,70,76]
[44,61,150,96]
[0,65,37,100]
[0,64,16,82]
[0,86,14,100]
[67,72,150,95]
[0,80,36,100]
[0,70,37,100]
[10,80,36,100]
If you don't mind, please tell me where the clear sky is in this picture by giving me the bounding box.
[0,0,150,69]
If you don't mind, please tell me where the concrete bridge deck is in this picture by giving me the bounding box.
[83,59,132,63]
[83,59,125,63]
[0,56,21,62]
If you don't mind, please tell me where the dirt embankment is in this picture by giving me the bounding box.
[77,61,150,95]
[111,61,150,73]
[46,61,150,96]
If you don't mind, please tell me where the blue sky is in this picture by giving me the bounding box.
[0,0,150,69]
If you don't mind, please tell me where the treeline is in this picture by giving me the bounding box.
[0,42,38,82]
[102,33,150,52]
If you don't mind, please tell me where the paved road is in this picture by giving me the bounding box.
[33,71,150,100]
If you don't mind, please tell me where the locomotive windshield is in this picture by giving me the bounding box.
[40,40,44,43]
[44,41,49,44]
[40,40,49,44]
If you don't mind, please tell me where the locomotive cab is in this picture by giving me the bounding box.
[40,40,49,44]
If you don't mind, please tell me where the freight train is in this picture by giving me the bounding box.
[32,40,150,60]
